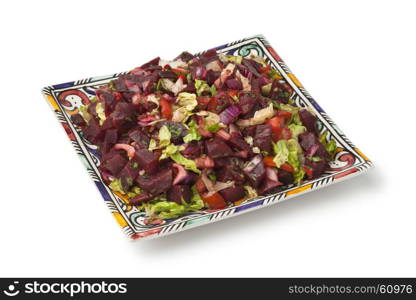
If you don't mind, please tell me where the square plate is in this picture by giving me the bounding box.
[41,35,373,240]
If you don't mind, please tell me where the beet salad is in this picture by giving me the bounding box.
[71,50,337,219]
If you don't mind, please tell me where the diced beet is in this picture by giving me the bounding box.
[242,59,261,78]
[299,132,318,151]
[212,92,232,114]
[87,101,98,117]
[277,169,294,185]
[96,89,116,114]
[183,81,196,93]
[244,159,266,188]
[313,143,329,160]
[206,70,220,85]
[175,51,194,62]
[243,125,257,138]
[128,129,150,149]
[219,186,246,203]
[167,185,192,204]
[140,57,160,69]
[109,102,135,129]
[215,158,245,183]
[134,149,159,175]
[158,70,178,80]
[102,153,127,177]
[83,118,104,143]
[298,132,329,160]
[135,168,172,194]
[258,179,281,195]
[205,138,233,158]
[181,141,202,158]
[225,78,242,90]
[119,160,140,191]
[70,113,86,127]
[238,92,258,116]
[101,118,114,130]
[227,132,251,152]
[254,124,273,154]
[299,109,318,135]
[305,159,327,179]
[129,192,153,206]
[101,129,118,153]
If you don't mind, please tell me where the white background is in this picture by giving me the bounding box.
[1,0,415,277]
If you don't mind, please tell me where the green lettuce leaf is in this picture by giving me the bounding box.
[109,179,125,194]
[319,131,337,159]
[144,186,204,219]
[272,140,289,168]
[288,123,306,139]
[195,80,211,97]
[287,139,303,172]
[176,92,197,110]
[148,125,171,151]
[183,120,202,143]
[170,152,201,174]
[79,105,92,123]
[225,55,242,64]
[293,169,306,185]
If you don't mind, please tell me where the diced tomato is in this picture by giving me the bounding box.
[277,110,292,119]
[202,192,227,209]
[197,96,212,110]
[303,166,313,178]
[259,65,271,73]
[227,90,238,97]
[195,178,207,194]
[263,156,276,167]
[207,97,217,112]
[266,116,284,141]
[160,98,172,120]
[280,127,292,140]
[113,92,122,101]
[280,163,295,173]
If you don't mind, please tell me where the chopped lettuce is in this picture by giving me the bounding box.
[261,83,272,96]
[159,125,171,145]
[144,186,204,219]
[325,139,337,158]
[172,107,193,123]
[226,55,243,64]
[244,185,258,198]
[288,123,306,139]
[197,111,222,132]
[188,186,205,211]
[170,152,201,174]
[127,186,142,199]
[79,105,92,123]
[293,169,306,185]
[272,140,289,168]
[319,131,337,159]
[176,92,198,111]
[287,139,303,172]
[145,201,187,219]
[210,84,217,96]
[183,120,201,143]
[195,80,211,96]
[109,178,125,194]
[95,102,106,125]
[160,144,182,160]
[149,125,171,151]
[172,92,198,123]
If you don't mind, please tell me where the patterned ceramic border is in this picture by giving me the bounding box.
[41,35,373,240]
